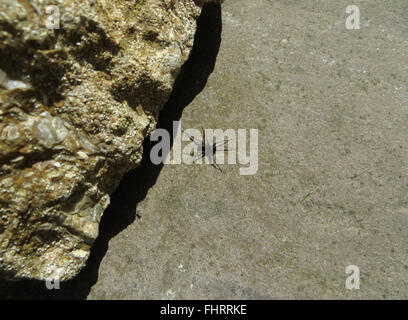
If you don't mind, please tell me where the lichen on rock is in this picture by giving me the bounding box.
[0,0,207,281]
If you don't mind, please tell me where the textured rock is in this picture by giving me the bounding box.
[0,0,207,281]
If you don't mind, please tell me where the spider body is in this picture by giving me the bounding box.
[188,128,229,172]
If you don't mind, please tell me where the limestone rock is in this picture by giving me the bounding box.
[0,0,205,281]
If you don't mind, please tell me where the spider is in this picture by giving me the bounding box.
[187,127,229,172]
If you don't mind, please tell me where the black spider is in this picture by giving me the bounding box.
[188,128,229,172]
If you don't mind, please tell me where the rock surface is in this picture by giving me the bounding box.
[0,0,206,281]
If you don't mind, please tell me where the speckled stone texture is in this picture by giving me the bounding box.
[0,0,205,281]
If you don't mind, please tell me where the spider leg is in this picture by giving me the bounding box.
[211,162,223,173]
[201,127,209,145]
[183,143,200,157]
[193,153,205,163]
[215,139,228,147]
[189,135,202,147]
[215,140,230,153]
[215,139,232,152]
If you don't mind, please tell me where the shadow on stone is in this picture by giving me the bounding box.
[0,4,222,300]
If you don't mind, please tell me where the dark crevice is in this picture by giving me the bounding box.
[0,4,222,300]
